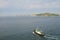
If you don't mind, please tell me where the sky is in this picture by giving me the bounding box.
[0,0,60,16]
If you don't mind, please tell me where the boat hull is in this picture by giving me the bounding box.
[33,31,45,37]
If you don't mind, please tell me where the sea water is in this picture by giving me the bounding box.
[0,16,60,40]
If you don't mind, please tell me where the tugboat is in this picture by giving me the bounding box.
[33,28,45,37]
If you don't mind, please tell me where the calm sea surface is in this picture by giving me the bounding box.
[0,16,60,40]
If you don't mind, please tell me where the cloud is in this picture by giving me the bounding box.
[8,0,42,9]
[0,0,9,8]
[19,2,60,9]
[43,2,60,8]
[8,0,60,9]
[0,0,60,9]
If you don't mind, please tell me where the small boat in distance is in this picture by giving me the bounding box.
[33,28,45,37]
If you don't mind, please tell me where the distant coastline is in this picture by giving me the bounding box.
[32,13,60,16]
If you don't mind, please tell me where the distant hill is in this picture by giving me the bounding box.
[32,13,60,16]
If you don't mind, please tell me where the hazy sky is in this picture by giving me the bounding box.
[0,0,60,16]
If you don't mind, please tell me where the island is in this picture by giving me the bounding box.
[32,13,60,16]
